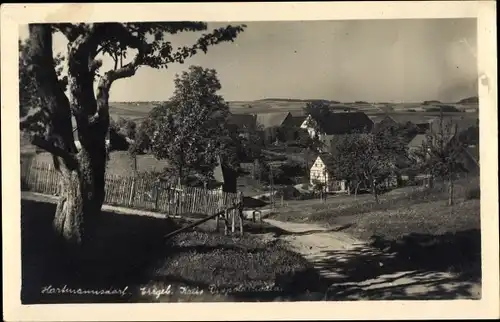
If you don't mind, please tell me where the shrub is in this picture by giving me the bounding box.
[465,187,480,200]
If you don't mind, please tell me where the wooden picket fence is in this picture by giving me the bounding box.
[21,160,240,217]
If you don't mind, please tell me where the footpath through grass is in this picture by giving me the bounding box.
[21,198,326,304]
[268,177,481,282]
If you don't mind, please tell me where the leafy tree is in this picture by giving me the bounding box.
[237,123,264,163]
[148,66,235,186]
[20,23,245,247]
[413,112,469,206]
[330,131,407,203]
[303,100,331,121]
[296,130,324,177]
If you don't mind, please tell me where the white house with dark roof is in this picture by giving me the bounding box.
[309,154,348,193]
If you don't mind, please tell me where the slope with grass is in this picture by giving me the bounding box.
[21,196,331,304]
[263,177,481,299]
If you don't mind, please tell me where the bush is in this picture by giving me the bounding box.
[465,187,480,200]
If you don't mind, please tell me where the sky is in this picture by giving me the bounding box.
[19,19,478,103]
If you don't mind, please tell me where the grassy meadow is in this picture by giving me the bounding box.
[21,196,327,303]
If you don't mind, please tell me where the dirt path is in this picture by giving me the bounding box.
[264,218,481,300]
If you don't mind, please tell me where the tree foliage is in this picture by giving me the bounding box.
[21,22,246,161]
[330,130,407,202]
[303,100,331,123]
[19,38,68,136]
[147,66,235,185]
[237,124,264,162]
[413,113,469,205]
[20,22,246,246]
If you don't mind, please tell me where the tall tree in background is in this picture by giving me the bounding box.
[20,23,245,248]
[296,132,324,178]
[414,112,468,206]
[148,66,235,186]
[303,100,331,121]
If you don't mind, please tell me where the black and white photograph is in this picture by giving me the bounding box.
[2,2,498,321]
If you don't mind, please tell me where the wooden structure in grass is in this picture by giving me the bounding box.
[213,155,245,235]
[164,155,246,240]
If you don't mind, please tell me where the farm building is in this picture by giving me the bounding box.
[300,112,373,140]
[281,115,309,142]
[407,131,480,176]
[428,116,479,136]
[213,155,239,193]
[372,114,435,134]
[255,112,293,144]
[309,153,348,193]
[301,112,373,152]
[226,113,257,139]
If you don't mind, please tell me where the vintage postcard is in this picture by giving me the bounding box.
[1,2,498,321]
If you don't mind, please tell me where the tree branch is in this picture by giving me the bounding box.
[31,136,77,166]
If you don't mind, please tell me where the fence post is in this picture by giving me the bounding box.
[224,209,229,235]
[238,191,244,235]
[231,209,235,233]
[154,184,160,210]
[128,176,136,207]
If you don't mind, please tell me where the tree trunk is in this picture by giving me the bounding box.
[53,148,106,247]
[28,24,142,252]
[371,179,379,204]
[52,25,113,249]
[354,181,361,200]
[448,176,454,206]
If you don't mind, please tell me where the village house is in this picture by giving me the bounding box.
[300,112,374,152]
[213,155,239,193]
[309,153,348,193]
[406,123,480,181]
[255,112,293,144]
[226,113,258,139]
[371,114,435,134]
[428,116,479,136]
[285,115,308,141]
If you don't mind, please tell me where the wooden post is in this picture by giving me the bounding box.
[238,191,244,236]
[224,209,229,235]
[128,177,136,207]
[215,213,220,232]
[154,184,160,210]
[231,209,236,233]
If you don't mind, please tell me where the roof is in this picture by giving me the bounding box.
[368,115,386,124]
[286,115,307,127]
[407,134,427,149]
[387,114,435,125]
[311,112,373,135]
[316,153,336,172]
[255,112,291,129]
[407,133,456,149]
[227,113,257,130]
[213,155,239,193]
[429,116,478,135]
[455,145,480,173]
[465,145,479,163]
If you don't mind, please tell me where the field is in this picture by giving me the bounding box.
[22,150,169,178]
[104,99,479,121]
